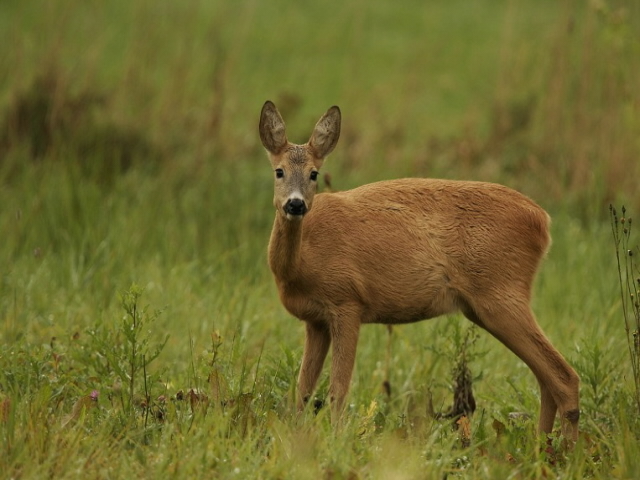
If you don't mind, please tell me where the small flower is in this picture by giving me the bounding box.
[90,390,99,401]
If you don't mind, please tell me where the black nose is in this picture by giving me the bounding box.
[285,198,307,216]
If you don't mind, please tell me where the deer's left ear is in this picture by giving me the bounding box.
[259,101,288,155]
[309,106,341,159]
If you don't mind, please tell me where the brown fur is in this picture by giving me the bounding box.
[259,101,579,440]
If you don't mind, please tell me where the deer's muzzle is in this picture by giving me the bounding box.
[285,198,307,217]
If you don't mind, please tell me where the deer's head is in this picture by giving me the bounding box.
[259,101,341,220]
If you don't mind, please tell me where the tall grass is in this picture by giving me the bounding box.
[1,0,639,478]
[2,0,637,207]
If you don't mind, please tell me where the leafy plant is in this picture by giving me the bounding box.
[88,284,168,418]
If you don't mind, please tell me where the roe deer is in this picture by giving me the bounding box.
[259,100,580,441]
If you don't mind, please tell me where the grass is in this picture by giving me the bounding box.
[1,0,640,478]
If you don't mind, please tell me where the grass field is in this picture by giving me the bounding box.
[1,0,640,478]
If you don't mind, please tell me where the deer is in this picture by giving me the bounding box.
[258,100,580,441]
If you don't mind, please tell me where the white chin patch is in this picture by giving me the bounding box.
[285,212,305,221]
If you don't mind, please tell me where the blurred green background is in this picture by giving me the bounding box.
[2,0,637,205]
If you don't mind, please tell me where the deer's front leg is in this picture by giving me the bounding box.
[328,316,361,422]
[297,321,331,410]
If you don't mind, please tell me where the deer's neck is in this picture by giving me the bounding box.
[268,213,304,281]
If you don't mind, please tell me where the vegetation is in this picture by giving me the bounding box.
[1,0,639,478]
[610,205,640,417]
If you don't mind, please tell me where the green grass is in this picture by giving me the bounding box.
[1,0,640,478]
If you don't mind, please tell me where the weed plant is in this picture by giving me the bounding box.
[610,205,640,415]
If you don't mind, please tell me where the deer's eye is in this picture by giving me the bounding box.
[275,168,284,179]
[310,171,318,181]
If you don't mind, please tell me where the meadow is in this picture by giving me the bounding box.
[1,0,639,478]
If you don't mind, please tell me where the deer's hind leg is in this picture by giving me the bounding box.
[462,295,580,441]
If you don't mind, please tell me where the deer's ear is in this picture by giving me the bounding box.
[308,106,341,159]
[259,101,288,154]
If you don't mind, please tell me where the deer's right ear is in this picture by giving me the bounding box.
[259,101,288,155]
